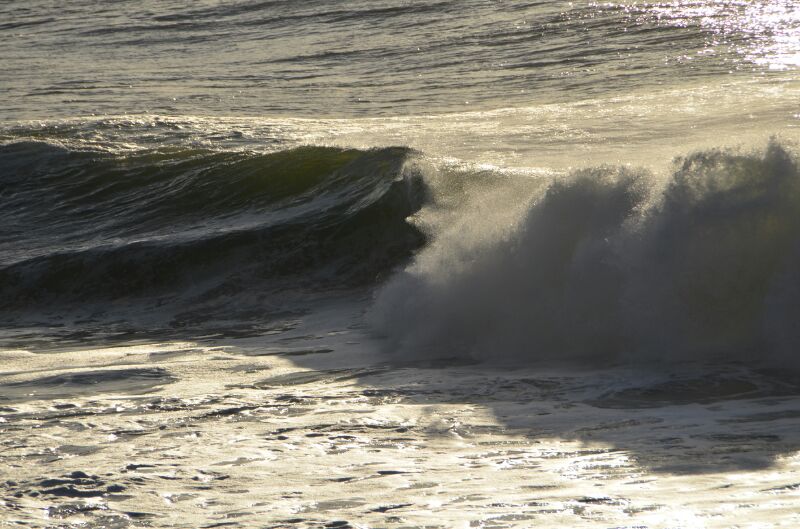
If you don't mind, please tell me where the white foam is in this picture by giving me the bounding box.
[371,141,800,367]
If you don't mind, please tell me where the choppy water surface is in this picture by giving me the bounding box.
[2,1,800,528]
[3,0,800,119]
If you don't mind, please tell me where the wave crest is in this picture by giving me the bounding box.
[370,141,800,366]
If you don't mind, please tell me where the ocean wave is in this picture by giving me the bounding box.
[0,143,426,309]
[370,141,800,367]
[7,135,800,365]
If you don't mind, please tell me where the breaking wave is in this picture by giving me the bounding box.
[5,134,800,366]
[370,141,800,367]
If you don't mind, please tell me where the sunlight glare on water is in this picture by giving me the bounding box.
[627,0,800,70]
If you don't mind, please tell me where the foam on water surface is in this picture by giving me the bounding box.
[2,325,800,528]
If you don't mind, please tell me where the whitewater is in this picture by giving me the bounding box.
[2,1,800,528]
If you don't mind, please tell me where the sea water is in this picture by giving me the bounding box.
[2,2,800,527]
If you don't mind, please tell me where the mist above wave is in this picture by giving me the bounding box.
[371,141,800,367]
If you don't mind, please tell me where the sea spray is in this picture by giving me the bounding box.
[370,141,800,366]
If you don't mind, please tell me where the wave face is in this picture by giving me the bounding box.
[0,143,426,312]
[370,142,800,367]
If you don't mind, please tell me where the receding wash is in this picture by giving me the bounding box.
[1,2,800,528]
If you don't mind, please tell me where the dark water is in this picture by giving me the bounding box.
[0,143,423,301]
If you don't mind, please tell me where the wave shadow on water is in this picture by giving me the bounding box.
[3,304,800,528]
[4,308,800,479]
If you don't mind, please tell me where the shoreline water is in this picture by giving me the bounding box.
[3,327,800,528]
